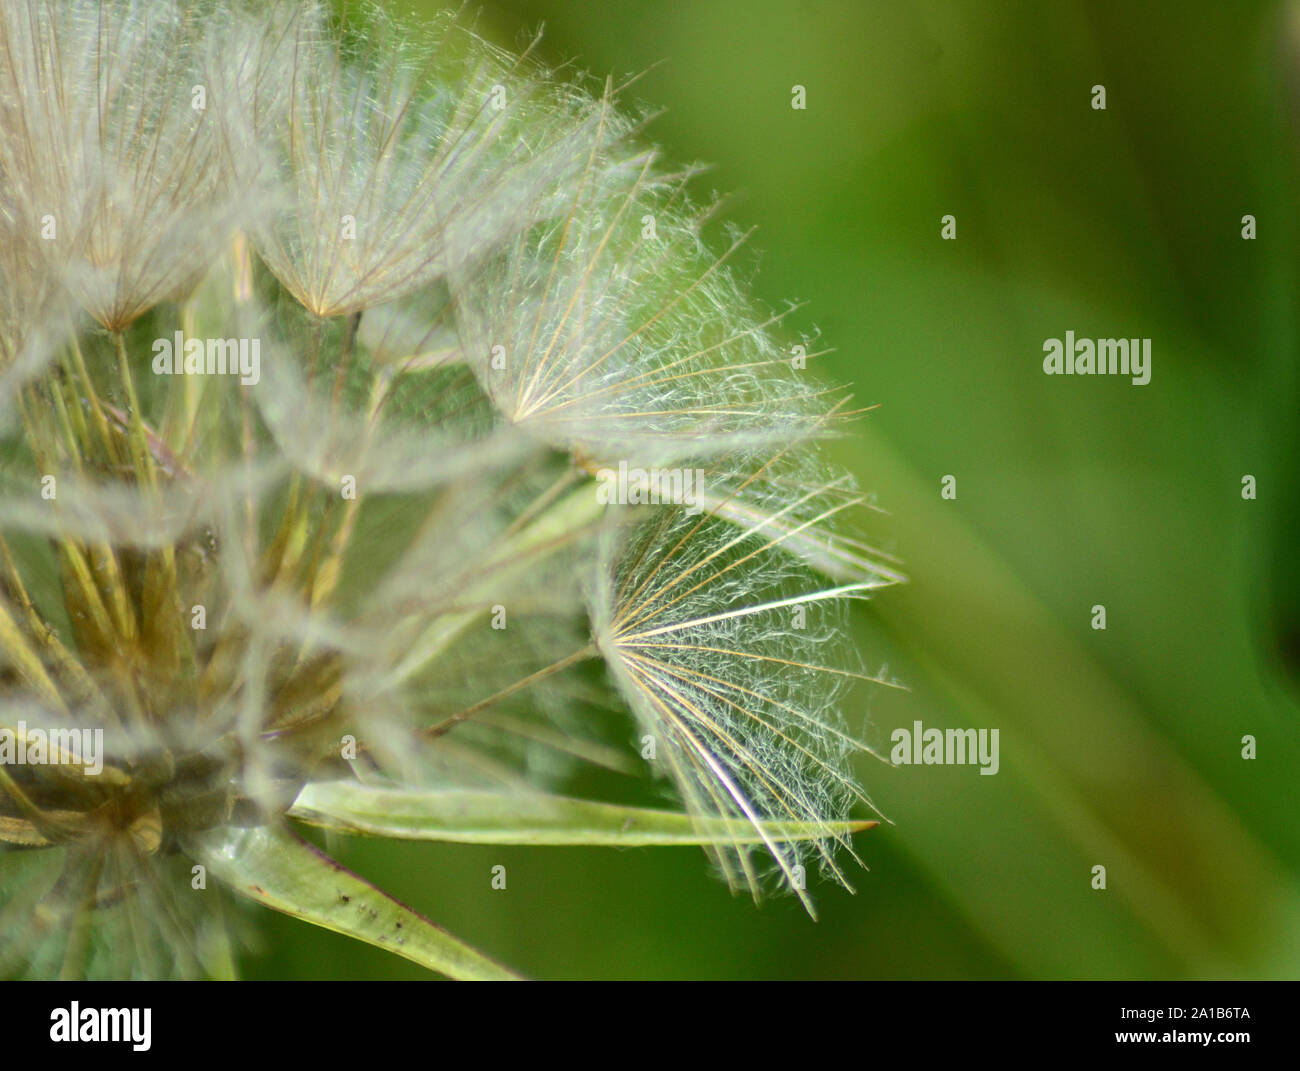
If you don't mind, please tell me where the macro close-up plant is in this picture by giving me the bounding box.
[5,0,1298,1009]
[0,0,899,979]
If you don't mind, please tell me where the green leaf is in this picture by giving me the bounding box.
[290,782,877,847]
[187,824,519,980]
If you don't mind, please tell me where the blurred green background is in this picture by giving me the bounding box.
[245,0,1300,979]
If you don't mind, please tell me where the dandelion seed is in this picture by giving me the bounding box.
[0,1,246,332]
[237,5,626,319]
[590,503,900,914]
[455,162,841,465]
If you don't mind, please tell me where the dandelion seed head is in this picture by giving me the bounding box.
[0,0,897,977]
